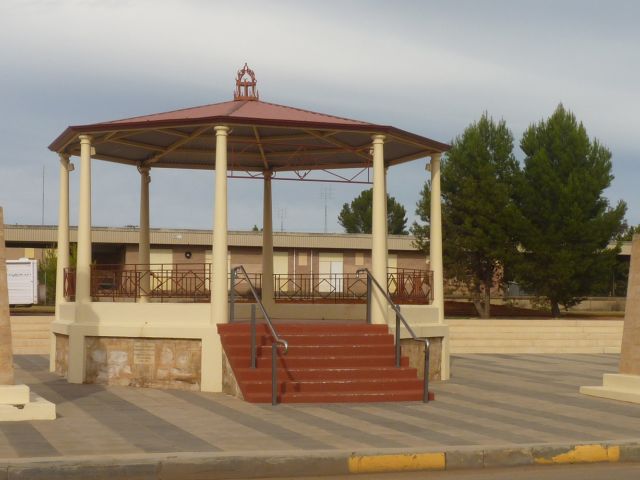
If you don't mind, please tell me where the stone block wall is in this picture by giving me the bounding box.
[85,337,201,390]
[400,337,442,381]
[54,334,69,377]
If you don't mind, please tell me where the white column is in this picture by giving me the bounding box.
[429,153,444,323]
[211,126,230,324]
[138,166,151,303]
[75,135,93,305]
[371,134,388,324]
[55,154,71,307]
[68,136,91,384]
[203,126,229,393]
[261,172,274,309]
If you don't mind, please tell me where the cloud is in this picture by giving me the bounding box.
[0,0,638,229]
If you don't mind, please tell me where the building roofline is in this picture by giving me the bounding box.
[4,225,422,251]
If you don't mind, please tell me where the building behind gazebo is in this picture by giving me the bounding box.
[48,65,450,402]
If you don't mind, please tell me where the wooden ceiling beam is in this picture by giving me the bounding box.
[252,127,269,170]
[144,125,211,166]
[109,138,167,152]
[304,130,371,161]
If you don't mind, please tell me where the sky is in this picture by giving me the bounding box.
[0,0,638,233]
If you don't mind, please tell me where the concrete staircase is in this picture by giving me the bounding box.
[10,315,52,355]
[447,319,623,354]
[218,323,432,403]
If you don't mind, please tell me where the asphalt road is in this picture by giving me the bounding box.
[261,463,640,480]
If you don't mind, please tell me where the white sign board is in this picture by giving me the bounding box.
[6,258,38,305]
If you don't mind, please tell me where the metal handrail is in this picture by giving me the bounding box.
[230,265,288,405]
[356,268,431,403]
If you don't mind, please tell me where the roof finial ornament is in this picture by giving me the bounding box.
[234,63,259,101]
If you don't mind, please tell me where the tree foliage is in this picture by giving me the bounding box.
[413,113,521,317]
[37,244,77,305]
[338,188,408,234]
[37,249,57,305]
[617,223,640,241]
[513,105,627,316]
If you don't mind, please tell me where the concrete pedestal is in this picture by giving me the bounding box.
[581,234,640,404]
[0,385,56,421]
[581,374,640,404]
[1,207,56,420]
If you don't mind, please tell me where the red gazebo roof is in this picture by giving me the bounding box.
[49,65,448,172]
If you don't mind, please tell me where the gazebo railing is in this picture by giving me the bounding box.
[274,268,433,304]
[273,273,368,303]
[63,265,431,304]
[387,267,434,305]
[63,264,261,302]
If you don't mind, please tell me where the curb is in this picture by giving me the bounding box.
[1,441,640,479]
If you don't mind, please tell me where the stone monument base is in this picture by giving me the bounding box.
[0,384,56,421]
[580,374,640,405]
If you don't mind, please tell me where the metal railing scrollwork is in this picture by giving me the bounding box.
[63,264,261,303]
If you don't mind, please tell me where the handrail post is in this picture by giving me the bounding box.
[423,339,430,403]
[250,304,257,369]
[229,267,236,323]
[232,265,287,405]
[271,342,278,405]
[395,306,401,368]
[366,275,372,324]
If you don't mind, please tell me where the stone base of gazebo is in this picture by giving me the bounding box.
[50,302,449,393]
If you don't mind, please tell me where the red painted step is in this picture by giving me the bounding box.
[218,322,434,404]
[232,366,421,382]
[247,390,436,404]
[222,333,395,346]
[235,355,409,369]
[243,377,423,395]
[225,344,396,357]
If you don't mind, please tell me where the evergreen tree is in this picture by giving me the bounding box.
[338,188,408,234]
[514,104,626,316]
[617,223,640,241]
[413,113,521,317]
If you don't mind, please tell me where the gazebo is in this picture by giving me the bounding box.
[48,64,450,401]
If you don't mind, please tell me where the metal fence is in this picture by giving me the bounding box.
[63,265,432,304]
[274,268,433,304]
[64,264,261,302]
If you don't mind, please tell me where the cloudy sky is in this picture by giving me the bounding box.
[0,0,638,233]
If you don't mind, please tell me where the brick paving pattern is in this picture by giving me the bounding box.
[1,354,638,459]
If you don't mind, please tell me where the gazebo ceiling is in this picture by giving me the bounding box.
[49,64,449,172]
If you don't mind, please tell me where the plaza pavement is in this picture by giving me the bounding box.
[1,354,639,478]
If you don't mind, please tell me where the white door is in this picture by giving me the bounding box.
[273,251,289,293]
[318,253,343,293]
[150,249,173,292]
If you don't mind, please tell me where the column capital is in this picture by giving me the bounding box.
[137,164,151,175]
[58,153,71,168]
[431,152,442,162]
[214,125,230,135]
[78,134,93,144]
[371,134,386,144]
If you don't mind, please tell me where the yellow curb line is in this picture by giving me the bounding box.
[349,452,445,473]
[535,444,620,465]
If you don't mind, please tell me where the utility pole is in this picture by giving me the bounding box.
[320,187,333,233]
[278,207,287,232]
[41,166,45,225]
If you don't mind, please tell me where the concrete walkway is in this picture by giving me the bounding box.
[1,354,639,477]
